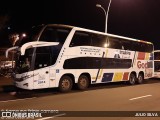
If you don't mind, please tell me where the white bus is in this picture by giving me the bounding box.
[6,24,154,92]
[154,50,160,78]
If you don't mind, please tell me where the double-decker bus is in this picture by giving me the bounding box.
[154,50,160,78]
[6,24,154,92]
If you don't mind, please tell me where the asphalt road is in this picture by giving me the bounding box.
[0,76,160,120]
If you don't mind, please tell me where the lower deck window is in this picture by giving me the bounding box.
[63,57,132,69]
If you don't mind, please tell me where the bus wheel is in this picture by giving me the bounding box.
[59,76,73,92]
[128,73,136,85]
[77,75,89,90]
[137,73,144,84]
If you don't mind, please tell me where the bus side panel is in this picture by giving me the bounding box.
[135,52,154,79]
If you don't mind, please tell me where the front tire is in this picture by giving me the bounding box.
[59,76,73,92]
[77,75,89,90]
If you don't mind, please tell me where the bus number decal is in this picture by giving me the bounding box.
[38,80,45,84]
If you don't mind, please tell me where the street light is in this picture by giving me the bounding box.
[96,0,112,33]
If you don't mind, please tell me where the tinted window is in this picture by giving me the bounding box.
[145,44,153,52]
[34,47,51,69]
[70,31,153,52]
[63,57,100,69]
[34,53,51,69]
[69,32,91,47]
[63,57,132,69]
[108,37,123,49]
[154,52,160,60]
[120,39,133,50]
[70,31,109,48]
[131,42,153,52]
[91,34,107,47]
[101,58,131,69]
[109,37,154,52]
[39,26,71,44]
[34,46,60,70]
[154,61,160,72]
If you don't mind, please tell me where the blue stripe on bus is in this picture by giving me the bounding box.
[102,73,114,82]
[149,53,153,60]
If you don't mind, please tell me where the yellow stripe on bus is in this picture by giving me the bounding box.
[145,53,150,60]
[113,72,123,82]
[92,49,108,80]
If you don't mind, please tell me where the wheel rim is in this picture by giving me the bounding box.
[138,75,143,83]
[79,78,87,87]
[130,75,135,84]
[61,79,70,90]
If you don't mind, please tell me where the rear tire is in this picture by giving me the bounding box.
[137,73,144,84]
[59,76,73,92]
[128,73,136,85]
[77,75,89,90]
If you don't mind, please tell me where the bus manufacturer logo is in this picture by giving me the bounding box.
[137,61,147,69]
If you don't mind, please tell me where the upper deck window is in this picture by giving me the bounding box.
[39,26,71,45]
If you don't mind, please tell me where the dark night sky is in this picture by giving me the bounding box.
[1,0,160,49]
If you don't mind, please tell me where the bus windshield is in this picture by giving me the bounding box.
[14,26,72,73]
[15,48,33,74]
[15,44,63,73]
[38,26,71,44]
[18,25,72,46]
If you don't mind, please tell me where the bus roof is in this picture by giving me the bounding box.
[154,50,160,52]
[46,24,153,45]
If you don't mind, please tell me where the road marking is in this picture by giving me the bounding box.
[129,95,152,101]
[36,113,66,120]
[0,97,37,103]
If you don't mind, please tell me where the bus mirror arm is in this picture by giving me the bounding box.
[5,46,19,58]
[21,41,59,55]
